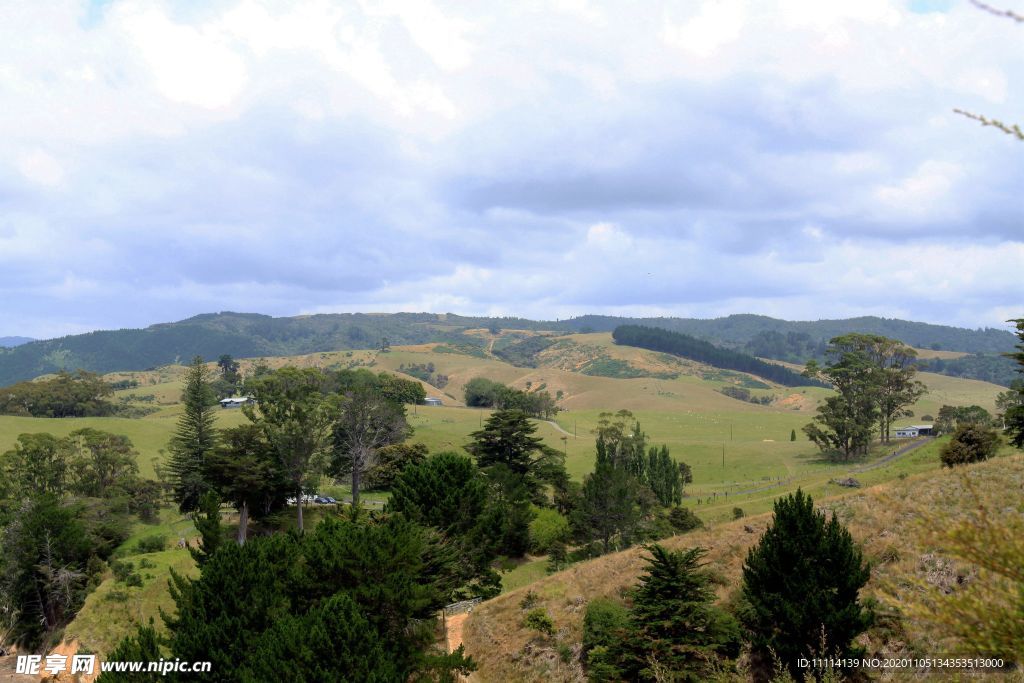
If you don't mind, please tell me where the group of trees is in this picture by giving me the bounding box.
[463,377,558,418]
[0,428,161,649]
[571,411,693,557]
[613,325,823,388]
[803,334,927,460]
[167,359,422,535]
[0,370,118,417]
[101,515,476,682]
[582,489,872,681]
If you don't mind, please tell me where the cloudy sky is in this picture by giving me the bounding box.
[1,0,1022,339]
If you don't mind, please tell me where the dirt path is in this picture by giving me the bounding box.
[445,612,469,652]
[851,437,932,473]
[542,420,573,437]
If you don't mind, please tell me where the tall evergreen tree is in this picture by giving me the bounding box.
[161,515,474,681]
[466,408,565,500]
[741,489,872,681]
[167,357,218,513]
[1004,318,1024,448]
[573,458,643,554]
[616,545,740,681]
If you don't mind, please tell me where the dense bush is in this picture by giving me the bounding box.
[528,507,570,554]
[940,423,1001,467]
[135,535,167,554]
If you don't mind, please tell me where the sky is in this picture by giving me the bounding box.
[1,0,1022,340]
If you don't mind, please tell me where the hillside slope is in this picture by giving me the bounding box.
[462,452,1024,682]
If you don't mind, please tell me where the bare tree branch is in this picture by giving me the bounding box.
[953,109,1024,141]
[969,0,1024,23]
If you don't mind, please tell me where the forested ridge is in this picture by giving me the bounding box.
[612,325,825,388]
[1,311,1014,387]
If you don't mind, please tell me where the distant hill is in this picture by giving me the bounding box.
[0,311,1015,387]
[0,336,34,348]
[561,314,1017,355]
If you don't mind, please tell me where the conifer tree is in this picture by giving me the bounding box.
[741,489,872,680]
[1004,318,1024,448]
[617,545,740,681]
[167,357,217,513]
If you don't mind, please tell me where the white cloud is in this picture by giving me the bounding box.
[17,149,65,186]
[0,0,1021,338]
[113,4,248,109]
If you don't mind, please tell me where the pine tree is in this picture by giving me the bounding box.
[1004,319,1024,448]
[167,357,217,513]
[741,489,872,681]
[189,491,223,567]
[573,458,642,554]
[617,545,741,681]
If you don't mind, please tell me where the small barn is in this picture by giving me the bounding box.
[219,396,252,409]
[894,424,933,438]
[424,397,443,406]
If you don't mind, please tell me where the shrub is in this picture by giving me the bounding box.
[732,507,745,520]
[582,598,629,654]
[523,608,555,637]
[519,590,539,610]
[940,424,1001,468]
[135,535,167,554]
[529,508,570,554]
[110,560,135,583]
[668,506,704,533]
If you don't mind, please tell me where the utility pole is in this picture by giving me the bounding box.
[722,444,725,469]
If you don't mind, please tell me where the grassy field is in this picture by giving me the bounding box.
[0,336,1003,486]
[462,450,1024,682]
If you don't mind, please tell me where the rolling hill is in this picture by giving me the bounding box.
[0,311,1015,387]
[461,451,1024,682]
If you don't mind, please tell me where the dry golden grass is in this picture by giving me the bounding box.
[462,453,1024,682]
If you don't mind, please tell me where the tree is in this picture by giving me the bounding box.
[870,337,926,443]
[940,423,1001,467]
[0,496,95,648]
[162,514,474,680]
[645,445,683,506]
[189,492,223,567]
[217,354,240,384]
[466,409,564,496]
[364,442,429,490]
[790,428,797,442]
[741,489,872,680]
[1004,319,1024,448]
[167,357,218,514]
[331,387,411,507]
[244,367,336,531]
[204,424,289,544]
[803,335,884,460]
[65,428,140,499]
[616,545,741,681]
[573,458,643,554]
[0,433,69,502]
